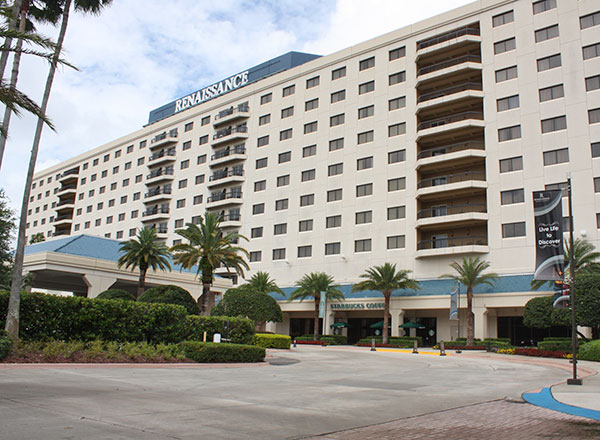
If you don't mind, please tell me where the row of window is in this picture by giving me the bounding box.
[493,2,598,29]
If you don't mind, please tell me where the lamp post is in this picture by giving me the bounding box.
[567,176,582,385]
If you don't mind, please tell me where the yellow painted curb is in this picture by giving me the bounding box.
[375,348,449,356]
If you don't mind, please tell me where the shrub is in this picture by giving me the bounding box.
[211,285,283,323]
[253,333,291,349]
[357,336,422,347]
[0,330,12,360]
[537,340,573,352]
[319,334,348,345]
[138,285,198,315]
[513,347,566,359]
[95,289,135,301]
[543,337,572,342]
[579,340,600,362]
[484,338,511,343]
[179,341,265,363]
[185,315,255,345]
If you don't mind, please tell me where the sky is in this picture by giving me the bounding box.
[0,0,473,213]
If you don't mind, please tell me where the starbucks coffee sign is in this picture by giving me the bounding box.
[331,302,385,310]
[174,71,250,114]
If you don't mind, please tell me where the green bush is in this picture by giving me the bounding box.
[180,341,265,363]
[579,340,600,362]
[543,337,572,342]
[139,285,198,315]
[95,289,135,301]
[320,334,348,345]
[357,336,423,347]
[538,340,573,352]
[253,333,291,349]
[484,338,511,343]
[0,330,12,360]
[185,315,255,345]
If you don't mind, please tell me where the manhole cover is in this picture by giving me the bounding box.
[267,357,300,366]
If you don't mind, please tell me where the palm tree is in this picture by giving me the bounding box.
[289,272,344,341]
[440,256,498,346]
[28,232,44,243]
[352,263,420,345]
[246,271,284,295]
[171,213,249,316]
[117,227,171,300]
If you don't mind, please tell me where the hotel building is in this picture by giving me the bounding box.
[23,0,600,344]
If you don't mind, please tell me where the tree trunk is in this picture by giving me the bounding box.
[201,280,210,316]
[255,321,266,333]
[313,295,320,341]
[136,266,146,299]
[5,0,71,342]
[466,287,474,346]
[0,0,28,170]
[383,292,390,345]
[0,0,22,78]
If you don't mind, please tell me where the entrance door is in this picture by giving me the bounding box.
[347,317,385,344]
[416,317,437,346]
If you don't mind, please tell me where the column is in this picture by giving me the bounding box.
[473,307,488,341]
[83,274,117,298]
[324,311,335,336]
[391,309,405,337]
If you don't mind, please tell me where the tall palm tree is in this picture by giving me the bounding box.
[117,227,171,300]
[440,256,498,346]
[352,263,420,344]
[171,213,249,316]
[246,271,284,295]
[5,0,111,340]
[289,272,344,341]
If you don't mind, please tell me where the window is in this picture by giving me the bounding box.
[251,227,263,238]
[256,157,268,169]
[305,121,318,133]
[501,188,524,204]
[388,123,406,137]
[280,129,292,141]
[272,248,286,260]
[306,76,320,88]
[110,182,117,191]
[583,43,600,60]
[592,142,600,158]
[546,182,568,197]
[539,84,564,102]
[92,158,99,166]
[502,222,526,238]
[329,138,344,151]
[277,175,290,187]
[331,90,345,103]
[590,108,600,124]
[84,221,90,229]
[120,195,128,204]
[176,199,185,208]
[281,106,294,118]
[197,154,206,165]
[387,206,406,220]
[259,114,271,126]
[275,199,288,211]
[359,56,375,70]
[299,219,313,232]
[389,71,405,85]
[103,154,109,162]
[137,157,145,166]
[140,140,147,148]
[597,213,600,229]
[359,81,375,94]
[198,134,208,145]
[253,203,265,214]
[195,174,205,184]
[388,150,406,164]
[184,122,194,132]
[498,125,521,142]
[500,156,523,173]
[494,38,516,54]
[358,131,374,144]
[274,223,287,235]
[180,159,190,169]
[495,65,518,83]
[193,195,203,205]
[101,170,107,178]
[301,169,316,182]
[595,178,600,193]
[305,98,319,111]
[298,245,312,258]
[303,145,316,157]
[537,54,561,72]
[388,177,405,191]
[497,95,519,112]
[279,151,291,163]
[201,116,210,126]
[332,66,346,80]
[249,251,262,262]
[387,235,406,249]
[389,46,405,61]
[358,105,374,119]
[124,162,132,171]
[389,96,406,110]
[544,148,569,165]
[97,202,104,210]
[356,183,372,197]
[129,228,136,237]
[282,85,295,97]
[541,116,567,133]
[357,156,373,170]
[135,174,142,183]
[328,163,343,176]
[330,114,344,127]
[182,140,191,151]
[174,219,184,228]
[325,242,341,255]
[300,193,314,207]
[327,188,342,202]
[257,135,269,147]
[355,239,372,253]
[326,215,341,228]
[106,216,113,224]
[580,11,600,29]
[533,0,556,14]
[355,211,372,224]
[586,75,600,92]
[260,93,272,104]
[493,10,514,27]
[535,24,559,43]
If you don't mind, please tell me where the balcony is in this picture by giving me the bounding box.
[417,26,480,55]
[417,54,481,77]
[220,212,242,228]
[146,168,174,183]
[53,228,71,237]
[142,207,170,222]
[416,203,488,228]
[416,235,489,258]
[58,168,79,183]
[417,140,485,170]
[144,187,172,202]
[55,199,75,212]
[417,111,484,139]
[417,170,486,198]
[52,213,73,227]
[211,125,248,146]
[207,190,243,208]
[149,226,168,239]
[149,129,178,149]
[149,148,176,165]
[210,145,247,167]
[213,103,250,126]
[417,82,482,106]
[57,182,78,195]
[207,168,244,188]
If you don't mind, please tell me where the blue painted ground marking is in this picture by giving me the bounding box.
[523,387,600,421]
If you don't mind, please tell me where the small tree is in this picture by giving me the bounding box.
[523,296,570,329]
[138,285,197,315]
[574,272,600,339]
[96,289,135,301]
[211,285,283,327]
[29,232,44,244]
[246,271,284,295]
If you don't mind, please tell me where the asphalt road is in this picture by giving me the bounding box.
[0,346,574,439]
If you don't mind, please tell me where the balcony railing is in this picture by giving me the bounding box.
[211,145,246,160]
[417,111,483,131]
[417,82,482,103]
[213,125,248,140]
[214,104,249,122]
[143,207,170,217]
[221,213,241,222]
[58,183,78,192]
[53,229,70,237]
[146,168,174,179]
[150,226,168,234]
[54,214,73,221]
[56,199,75,207]
[145,187,172,198]
[151,129,178,144]
[417,235,488,250]
[417,170,486,189]
[417,141,484,159]
[209,168,244,181]
[417,26,480,50]
[149,148,176,161]
[208,191,243,203]
[417,203,486,219]
[417,54,481,76]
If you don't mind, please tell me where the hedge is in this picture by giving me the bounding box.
[253,333,291,349]
[579,340,600,362]
[0,330,12,360]
[537,340,572,352]
[296,334,348,345]
[95,289,135,301]
[186,315,254,345]
[357,336,423,347]
[180,341,265,363]
[139,285,198,315]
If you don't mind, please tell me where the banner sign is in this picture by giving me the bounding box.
[533,190,564,280]
[319,292,326,318]
[449,287,459,320]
